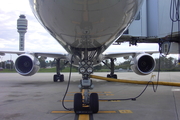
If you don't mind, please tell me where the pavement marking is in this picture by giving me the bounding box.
[98,111,117,113]
[119,110,133,114]
[78,114,90,120]
[51,111,118,114]
[172,89,180,91]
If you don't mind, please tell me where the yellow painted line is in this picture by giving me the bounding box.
[78,114,89,120]
[51,111,74,114]
[83,105,89,107]
[82,89,85,100]
[98,111,117,113]
[67,94,74,96]
[51,111,118,114]
[119,110,133,114]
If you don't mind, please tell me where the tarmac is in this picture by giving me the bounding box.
[0,72,180,120]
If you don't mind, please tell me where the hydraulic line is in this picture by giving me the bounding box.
[90,75,180,87]
[62,55,74,111]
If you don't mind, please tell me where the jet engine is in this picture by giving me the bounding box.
[15,54,40,76]
[130,53,156,75]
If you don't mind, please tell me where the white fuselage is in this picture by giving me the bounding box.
[29,0,144,64]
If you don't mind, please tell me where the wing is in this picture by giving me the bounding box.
[103,51,159,60]
[33,52,68,59]
[0,51,25,56]
[0,51,68,59]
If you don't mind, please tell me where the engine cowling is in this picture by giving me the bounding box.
[15,54,40,76]
[130,53,156,75]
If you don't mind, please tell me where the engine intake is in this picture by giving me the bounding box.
[131,53,156,75]
[15,54,40,76]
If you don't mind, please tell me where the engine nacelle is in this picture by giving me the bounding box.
[15,54,40,76]
[130,53,156,75]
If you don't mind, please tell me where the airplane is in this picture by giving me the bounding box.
[0,0,158,113]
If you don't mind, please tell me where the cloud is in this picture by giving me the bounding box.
[0,0,66,52]
[0,0,32,14]
[0,0,175,62]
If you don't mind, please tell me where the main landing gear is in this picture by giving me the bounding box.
[53,59,64,82]
[103,58,117,79]
[74,60,99,114]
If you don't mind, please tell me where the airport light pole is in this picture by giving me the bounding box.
[17,14,28,51]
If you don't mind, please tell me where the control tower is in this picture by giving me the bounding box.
[17,14,28,51]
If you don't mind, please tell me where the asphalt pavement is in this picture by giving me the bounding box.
[0,72,180,120]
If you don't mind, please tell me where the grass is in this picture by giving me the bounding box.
[38,67,78,72]
[0,69,16,73]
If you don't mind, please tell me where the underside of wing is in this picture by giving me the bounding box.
[103,51,158,60]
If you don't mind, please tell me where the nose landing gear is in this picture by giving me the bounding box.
[74,60,99,114]
[74,92,99,114]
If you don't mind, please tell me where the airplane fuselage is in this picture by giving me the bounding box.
[29,0,143,65]
[1,0,156,113]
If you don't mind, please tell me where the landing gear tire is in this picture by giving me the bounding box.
[107,74,111,78]
[53,75,58,82]
[74,93,83,113]
[53,74,64,82]
[113,74,117,79]
[107,74,117,79]
[60,74,64,82]
[90,93,99,113]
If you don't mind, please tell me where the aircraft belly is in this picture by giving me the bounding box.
[29,0,143,51]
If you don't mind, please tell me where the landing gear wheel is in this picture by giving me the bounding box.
[113,74,117,79]
[74,93,83,113]
[53,74,64,82]
[107,74,117,79]
[60,74,64,82]
[53,75,58,82]
[107,74,111,78]
[90,93,99,113]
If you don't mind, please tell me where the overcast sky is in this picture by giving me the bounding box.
[0,0,167,62]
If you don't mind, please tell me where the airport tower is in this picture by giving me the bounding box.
[17,14,28,51]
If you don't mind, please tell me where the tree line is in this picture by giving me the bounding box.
[95,57,180,71]
[0,57,180,71]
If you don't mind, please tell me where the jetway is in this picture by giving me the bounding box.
[115,0,180,58]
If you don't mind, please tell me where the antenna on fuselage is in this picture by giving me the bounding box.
[17,14,28,51]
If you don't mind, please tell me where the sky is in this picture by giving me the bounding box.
[0,0,175,63]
